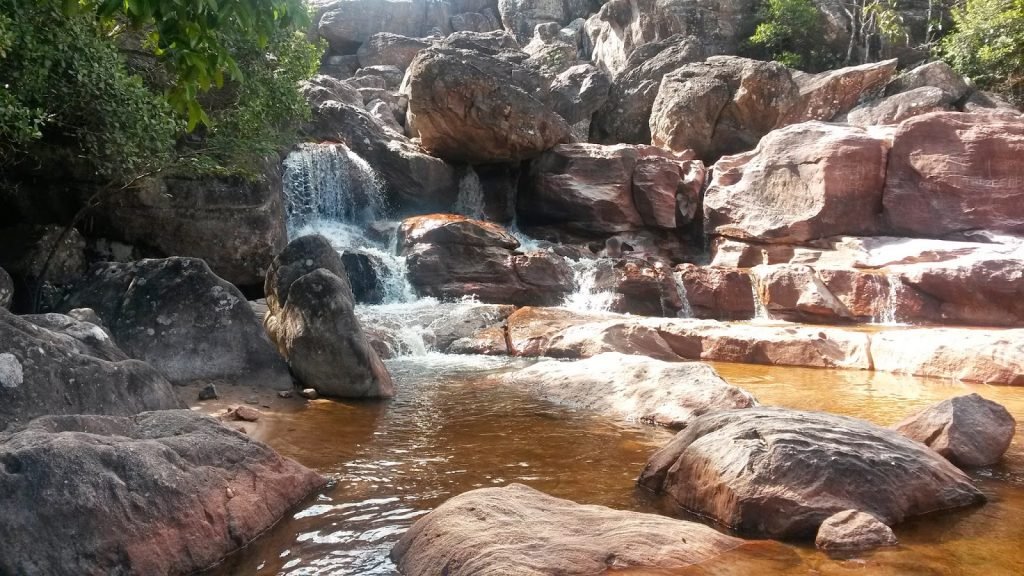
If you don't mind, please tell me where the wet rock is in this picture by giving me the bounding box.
[593,259,683,317]
[0,410,324,575]
[95,160,287,288]
[591,35,705,145]
[229,405,262,422]
[883,112,1024,237]
[357,32,431,69]
[815,510,898,551]
[704,122,888,243]
[0,309,182,429]
[448,326,509,355]
[391,483,787,576]
[300,388,319,400]
[780,59,898,124]
[341,251,384,304]
[0,266,12,309]
[638,407,986,539]
[521,143,705,234]
[265,237,394,399]
[894,394,1016,467]
[675,264,755,320]
[404,46,571,163]
[845,86,955,126]
[650,56,798,161]
[884,61,971,102]
[397,213,519,251]
[495,352,757,428]
[198,384,218,401]
[60,258,291,388]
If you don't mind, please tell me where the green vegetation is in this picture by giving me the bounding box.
[0,0,321,183]
[940,0,1024,105]
[745,0,839,71]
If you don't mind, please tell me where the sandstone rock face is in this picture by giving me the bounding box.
[96,163,286,287]
[593,258,683,317]
[894,393,1017,467]
[704,122,888,243]
[883,112,1024,237]
[845,86,955,126]
[675,264,755,320]
[301,74,363,107]
[884,61,971,101]
[0,410,324,575]
[523,23,580,76]
[264,236,394,398]
[549,64,611,138]
[650,56,798,160]
[781,59,898,124]
[638,407,985,539]
[402,216,573,306]
[60,258,291,388]
[404,47,570,163]
[873,327,1024,384]
[0,309,182,430]
[496,352,757,427]
[500,0,566,42]
[0,267,11,309]
[591,35,705,145]
[391,483,782,576]
[356,32,431,69]
[317,0,449,52]
[306,100,458,214]
[521,143,705,234]
[815,510,898,551]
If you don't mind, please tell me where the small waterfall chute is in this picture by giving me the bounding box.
[562,258,615,313]
[673,271,694,319]
[748,266,772,322]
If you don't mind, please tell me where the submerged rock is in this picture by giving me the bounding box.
[815,510,898,551]
[638,407,985,539]
[0,410,324,575]
[0,309,182,430]
[495,352,757,428]
[391,483,788,576]
[59,257,291,389]
[265,236,394,399]
[894,393,1016,467]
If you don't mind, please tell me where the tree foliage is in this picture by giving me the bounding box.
[940,0,1024,105]
[745,0,840,71]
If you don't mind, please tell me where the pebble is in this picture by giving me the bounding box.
[300,388,318,400]
[277,390,294,399]
[231,405,261,422]
[197,384,218,401]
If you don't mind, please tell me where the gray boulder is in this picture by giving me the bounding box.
[356,32,432,69]
[894,393,1016,467]
[59,258,291,388]
[845,86,955,126]
[0,308,182,431]
[885,61,971,102]
[0,410,324,575]
[0,266,11,309]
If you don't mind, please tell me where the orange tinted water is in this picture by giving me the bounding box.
[206,355,1024,576]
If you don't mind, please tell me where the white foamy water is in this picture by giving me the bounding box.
[673,271,694,319]
[562,258,615,313]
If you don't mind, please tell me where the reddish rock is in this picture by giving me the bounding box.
[0,410,324,575]
[781,59,898,124]
[638,407,985,539]
[594,258,682,317]
[391,483,791,576]
[883,112,1024,237]
[505,306,619,356]
[815,510,898,551]
[397,214,519,252]
[894,393,1016,467]
[704,122,888,243]
[521,143,705,234]
[675,264,755,320]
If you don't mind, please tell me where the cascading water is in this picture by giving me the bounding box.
[562,258,615,312]
[874,274,902,325]
[673,271,694,319]
[748,266,772,322]
[282,143,417,304]
[452,166,486,220]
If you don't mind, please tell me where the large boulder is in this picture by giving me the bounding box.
[675,264,755,320]
[592,258,684,317]
[0,309,182,430]
[650,56,799,161]
[704,122,888,243]
[404,47,571,163]
[815,510,898,551]
[845,86,956,126]
[391,483,789,576]
[884,61,971,102]
[0,410,324,575]
[59,258,291,388]
[870,327,1024,385]
[780,59,898,124]
[500,0,566,42]
[264,236,394,398]
[495,352,757,427]
[94,161,286,288]
[638,407,986,539]
[0,224,87,308]
[549,63,611,138]
[316,0,450,53]
[521,143,705,234]
[882,112,1024,237]
[894,393,1016,467]
[590,35,705,145]
[400,215,573,305]
[356,32,432,69]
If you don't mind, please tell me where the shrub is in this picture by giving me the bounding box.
[940,0,1024,105]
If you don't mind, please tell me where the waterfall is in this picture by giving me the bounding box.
[673,271,694,319]
[562,258,615,312]
[748,266,772,322]
[282,143,415,304]
[452,167,486,220]
[874,274,902,325]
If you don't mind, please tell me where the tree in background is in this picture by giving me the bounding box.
[940,0,1024,105]
[745,0,842,71]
